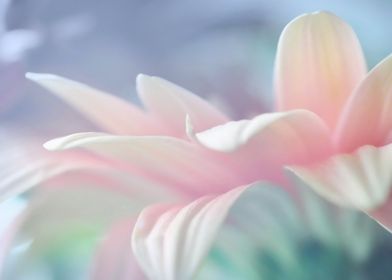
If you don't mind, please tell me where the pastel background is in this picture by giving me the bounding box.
[1,0,392,279]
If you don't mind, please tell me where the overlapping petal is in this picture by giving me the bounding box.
[275,11,367,129]
[194,110,332,169]
[131,181,377,280]
[1,168,180,279]
[287,144,392,211]
[26,73,157,135]
[0,150,113,203]
[335,55,392,152]
[137,74,229,136]
[131,185,249,280]
[195,110,326,151]
[44,133,244,195]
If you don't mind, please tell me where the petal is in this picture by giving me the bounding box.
[131,185,249,280]
[131,182,375,280]
[194,110,332,170]
[369,199,392,233]
[3,181,154,278]
[20,172,177,238]
[0,199,26,276]
[335,55,392,152]
[90,219,146,280]
[195,110,326,152]
[26,73,157,135]
[275,11,366,129]
[287,144,392,211]
[44,133,244,195]
[198,185,376,279]
[137,74,229,136]
[0,133,173,203]
[0,150,116,202]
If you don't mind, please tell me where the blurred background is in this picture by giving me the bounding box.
[1,0,392,279]
[3,0,392,132]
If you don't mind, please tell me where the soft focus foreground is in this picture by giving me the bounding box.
[2,1,392,280]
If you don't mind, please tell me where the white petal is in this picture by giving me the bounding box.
[287,144,392,210]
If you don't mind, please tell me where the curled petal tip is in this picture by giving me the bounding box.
[43,139,59,151]
[136,73,151,84]
[25,72,58,81]
[25,72,44,81]
[136,73,163,89]
[43,132,105,151]
[185,114,197,141]
[43,137,71,151]
[25,72,37,80]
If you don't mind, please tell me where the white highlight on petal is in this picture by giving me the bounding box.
[195,110,328,153]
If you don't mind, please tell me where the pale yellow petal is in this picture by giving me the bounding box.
[275,11,366,129]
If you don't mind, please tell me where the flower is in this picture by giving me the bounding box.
[129,11,392,279]
[275,12,392,231]
[4,10,392,279]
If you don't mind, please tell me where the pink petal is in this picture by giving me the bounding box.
[194,110,332,183]
[44,133,244,196]
[335,55,392,152]
[131,185,250,280]
[90,219,146,280]
[26,73,158,135]
[137,74,229,137]
[275,11,366,129]
[287,144,392,211]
